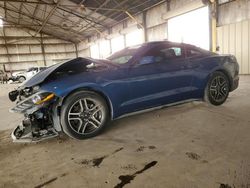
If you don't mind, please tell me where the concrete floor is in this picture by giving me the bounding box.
[0,76,250,188]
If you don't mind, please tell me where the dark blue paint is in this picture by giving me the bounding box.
[23,41,239,119]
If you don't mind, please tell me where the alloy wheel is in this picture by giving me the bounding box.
[67,98,105,135]
[209,75,229,102]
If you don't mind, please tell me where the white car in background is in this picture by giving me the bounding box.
[11,67,46,83]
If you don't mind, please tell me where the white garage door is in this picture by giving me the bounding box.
[168,6,210,50]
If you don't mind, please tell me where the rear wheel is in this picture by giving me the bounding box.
[60,91,109,139]
[204,71,230,106]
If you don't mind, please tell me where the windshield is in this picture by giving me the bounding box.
[107,46,141,64]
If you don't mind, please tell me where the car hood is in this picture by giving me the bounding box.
[21,57,116,88]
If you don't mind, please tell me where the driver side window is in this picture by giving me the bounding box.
[139,56,163,65]
[138,47,166,66]
[160,47,184,61]
[138,45,184,66]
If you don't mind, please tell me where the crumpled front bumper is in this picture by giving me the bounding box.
[11,120,58,143]
[9,92,62,143]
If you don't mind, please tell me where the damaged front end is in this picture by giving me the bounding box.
[9,86,61,142]
[8,57,115,142]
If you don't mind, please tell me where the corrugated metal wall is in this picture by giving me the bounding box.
[217,20,250,74]
[0,27,77,71]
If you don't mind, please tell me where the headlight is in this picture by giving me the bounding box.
[32,93,55,105]
[32,95,42,104]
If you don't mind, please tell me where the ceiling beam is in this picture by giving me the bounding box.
[1,0,110,29]
[79,0,131,33]
[0,4,86,40]
[17,1,23,24]
[34,1,60,36]
[0,0,55,5]
[56,6,108,29]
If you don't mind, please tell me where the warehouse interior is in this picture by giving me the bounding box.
[0,0,250,187]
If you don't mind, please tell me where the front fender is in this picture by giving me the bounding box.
[40,82,115,119]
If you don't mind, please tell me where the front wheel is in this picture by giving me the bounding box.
[204,71,230,106]
[60,91,109,139]
[18,76,26,83]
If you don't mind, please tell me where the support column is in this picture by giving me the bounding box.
[143,11,148,42]
[75,43,79,58]
[3,1,12,72]
[210,1,217,52]
[40,33,47,66]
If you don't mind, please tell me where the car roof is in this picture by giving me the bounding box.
[120,40,202,53]
[142,40,198,48]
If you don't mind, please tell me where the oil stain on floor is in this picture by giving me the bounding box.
[114,161,158,188]
[78,147,124,168]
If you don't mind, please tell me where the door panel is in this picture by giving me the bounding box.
[155,59,194,102]
[126,45,193,113]
[124,63,162,112]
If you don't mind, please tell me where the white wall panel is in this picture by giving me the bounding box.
[64,44,75,52]
[0,30,75,70]
[30,45,42,53]
[5,62,38,70]
[0,47,7,54]
[146,3,166,28]
[222,25,229,54]
[229,24,236,55]
[0,39,5,44]
[235,22,242,73]
[147,23,167,42]
[78,48,90,57]
[242,20,249,74]
[217,20,250,74]
[44,44,65,53]
[14,45,30,54]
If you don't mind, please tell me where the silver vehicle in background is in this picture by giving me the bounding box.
[10,67,46,83]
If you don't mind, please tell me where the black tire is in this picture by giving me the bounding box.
[60,91,110,139]
[204,71,230,106]
[18,76,26,83]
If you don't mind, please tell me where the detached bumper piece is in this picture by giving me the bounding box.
[11,113,58,143]
[12,124,58,143]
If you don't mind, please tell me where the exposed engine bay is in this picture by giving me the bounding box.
[9,86,60,142]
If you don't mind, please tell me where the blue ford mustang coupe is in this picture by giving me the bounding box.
[9,41,239,142]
